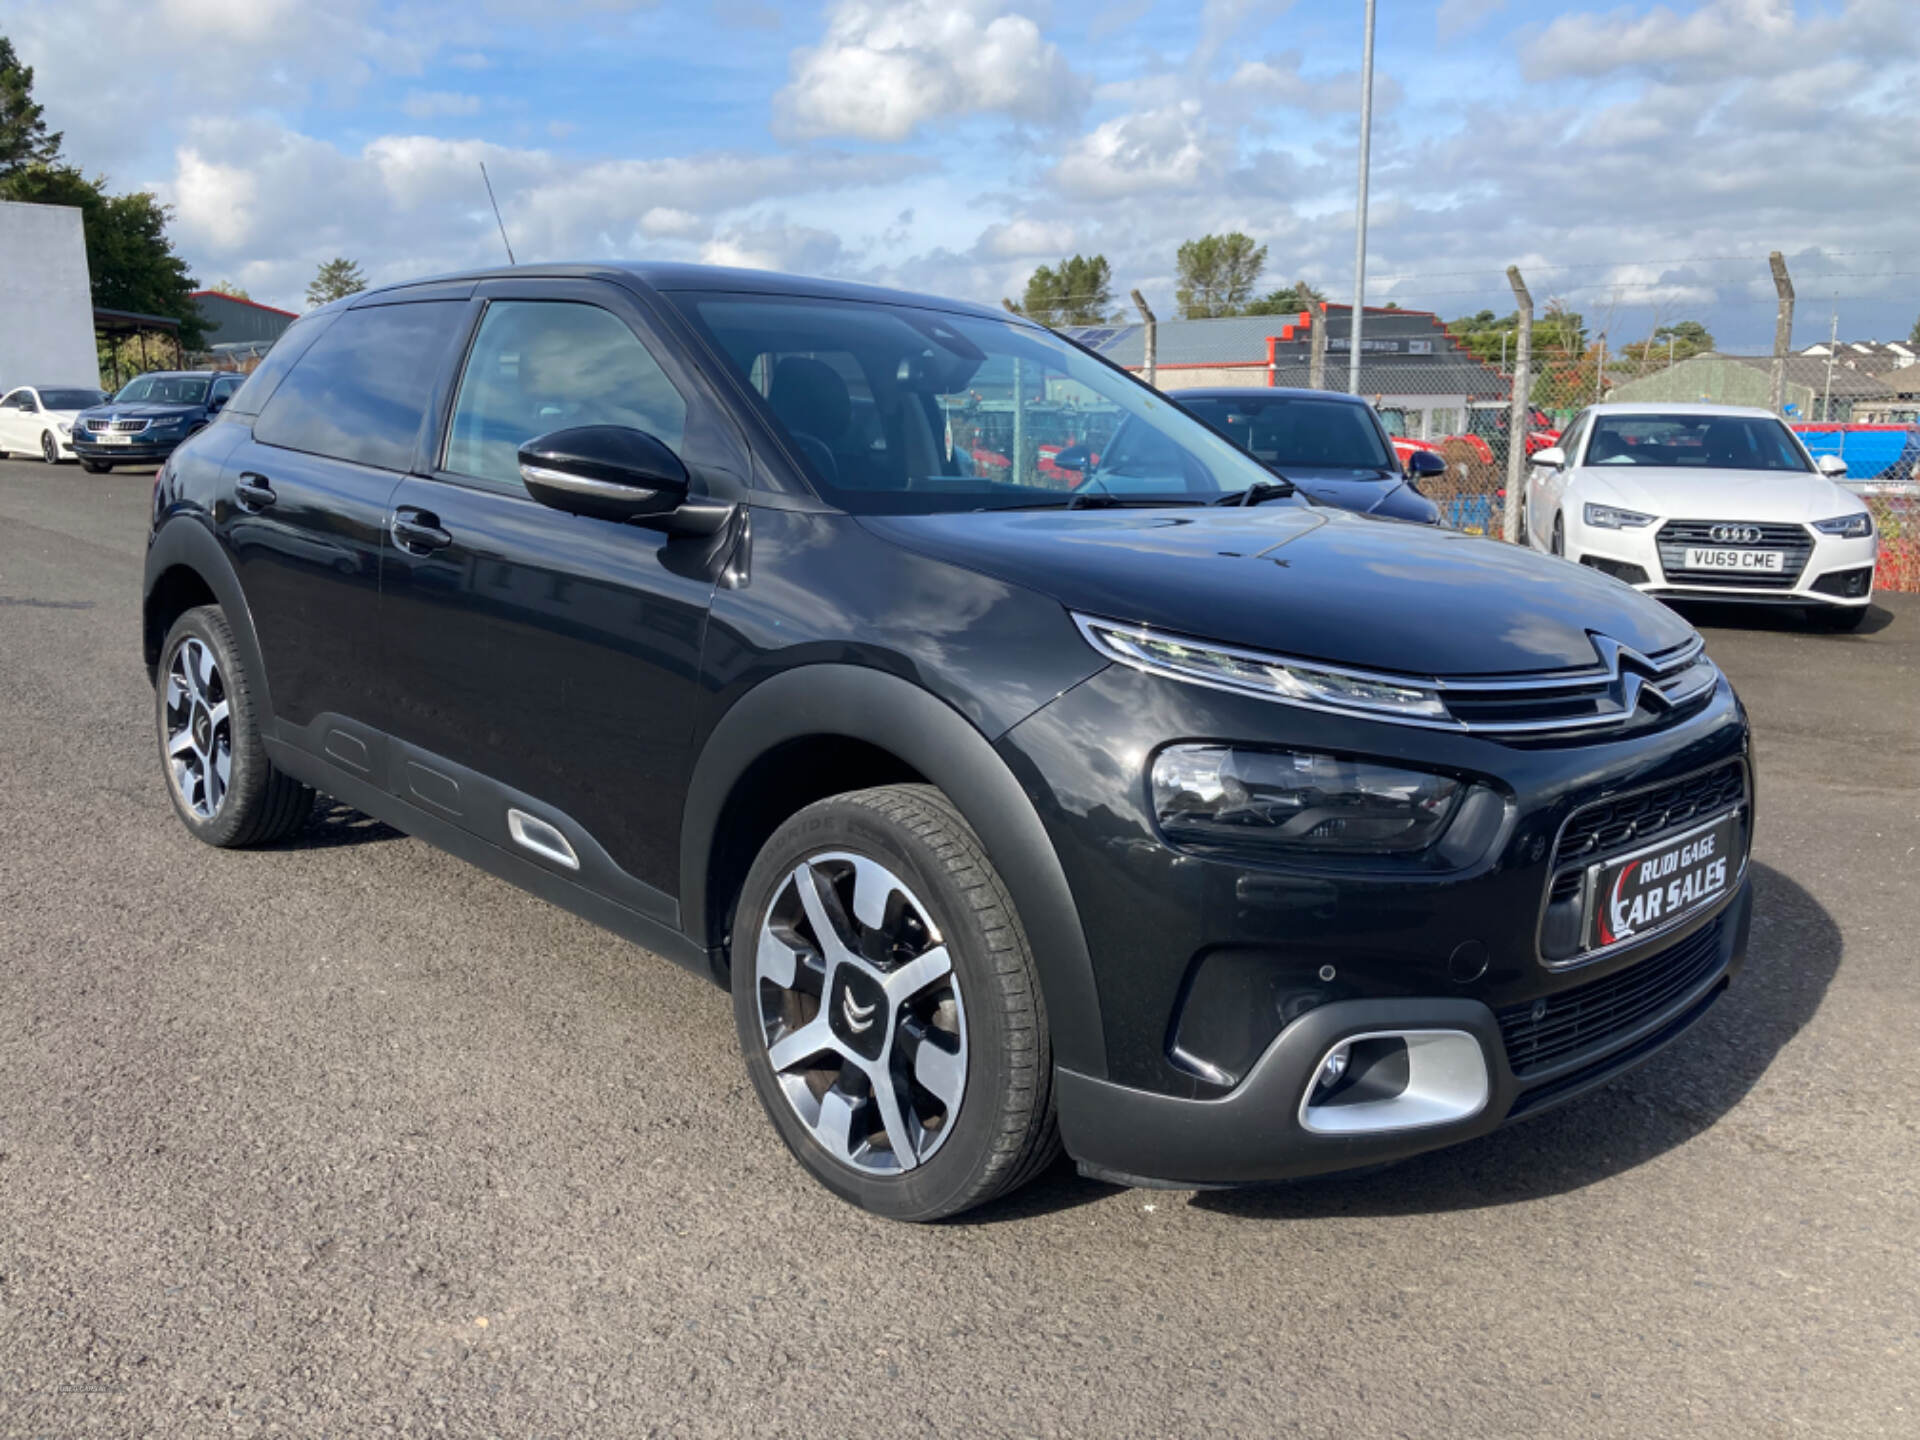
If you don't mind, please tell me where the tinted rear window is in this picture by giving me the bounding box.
[253,302,465,470]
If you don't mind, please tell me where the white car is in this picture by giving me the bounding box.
[1525,402,1878,630]
[0,384,109,465]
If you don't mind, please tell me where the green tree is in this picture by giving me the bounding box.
[0,164,204,348]
[208,279,251,300]
[306,257,368,308]
[1447,309,1522,366]
[1243,279,1326,317]
[1908,313,1919,347]
[1175,232,1266,319]
[0,35,62,176]
[1019,254,1113,326]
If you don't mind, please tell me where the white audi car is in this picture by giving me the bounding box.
[0,384,109,465]
[1524,402,1878,630]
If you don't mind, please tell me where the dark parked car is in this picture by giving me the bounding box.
[143,264,1754,1220]
[74,370,246,472]
[1172,385,1447,524]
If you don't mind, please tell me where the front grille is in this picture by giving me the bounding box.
[1555,758,1747,864]
[84,418,149,433]
[1656,519,1812,590]
[1437,636,1715,736]
[1500,918,1726,1078]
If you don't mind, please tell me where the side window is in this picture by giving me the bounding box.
[254,301,466,471]
[225,312,334,418]
[1,390,22,411]
[211,374,243,403]
[443,301,687,491]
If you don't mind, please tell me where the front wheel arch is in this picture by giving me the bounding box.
[681,665,1109,1080]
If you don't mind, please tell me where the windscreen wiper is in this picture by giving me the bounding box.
[1212,477,1298,506]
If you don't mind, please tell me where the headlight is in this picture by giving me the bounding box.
[57,421,71,435]
[1075,615,1450,723]
[1584,502,1655,529]
[1813,511,1873,539]
[1151,745,1465,856]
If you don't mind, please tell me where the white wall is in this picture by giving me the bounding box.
[0,201,97,390]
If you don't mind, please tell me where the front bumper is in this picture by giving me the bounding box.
[1059,880,1750,1186]
[72,433,183,463]
[997,651,1755,1187]
[1568,515,1877,608]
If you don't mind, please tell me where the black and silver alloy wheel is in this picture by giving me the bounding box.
[41,431,59,464]
[155,605,314,847]
[754,853,968,1174]
[164,635,232,819]
[733,785,1059,1220]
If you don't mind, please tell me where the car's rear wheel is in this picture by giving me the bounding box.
[41,431,60,464]
[80,458,111,473]
[732,784,1058,1221]
[157,605,314,847]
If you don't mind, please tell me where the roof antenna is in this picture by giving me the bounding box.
[479,162,516,265]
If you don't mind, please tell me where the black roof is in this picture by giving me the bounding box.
[353,262,1019,326]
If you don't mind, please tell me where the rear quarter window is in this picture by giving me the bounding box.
[253,302,466,471]
[223,312,336,418]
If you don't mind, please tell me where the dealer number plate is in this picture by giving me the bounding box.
[1683,547,1784,572]
[1586,812,1739,950]
[97,432,131,445]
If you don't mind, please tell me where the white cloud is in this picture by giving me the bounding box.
[1051,103,1219,198]
[700,222,845,274]
[402,90,483,118]
[979,218,1077,258]
[778,0,1083,141]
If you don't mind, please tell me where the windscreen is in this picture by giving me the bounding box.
[1584,414,1812,472]
[670,292,1277,513]
[1180,395,1395,470]
[40,389,106,410]
[114,375,211,405]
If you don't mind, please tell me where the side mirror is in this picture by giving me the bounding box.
[520,425,692,524]
[1530,446,1566,469]
[1052,444,1091,473]
[1405,449,1447,478]
[1816,454,1848,478]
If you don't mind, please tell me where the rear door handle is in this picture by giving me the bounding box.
[234,473,276,510]
[391,506,452,554]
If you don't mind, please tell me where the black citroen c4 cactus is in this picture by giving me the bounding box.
[144,264,1754,1220]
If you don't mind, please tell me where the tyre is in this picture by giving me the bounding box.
[80,458,111,473]
[1810,604,1867,632]
[157,605,315,847]
[732,784,1059,1221]
[41,431,60,464]
[1551,512,1565,557]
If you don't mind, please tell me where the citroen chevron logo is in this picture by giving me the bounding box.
[841,989,877,1033]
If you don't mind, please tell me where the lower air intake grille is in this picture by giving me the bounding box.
[1555,758,1747,864]
[1499,918,1725,1078]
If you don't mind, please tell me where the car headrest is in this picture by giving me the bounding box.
[769,356,851,445]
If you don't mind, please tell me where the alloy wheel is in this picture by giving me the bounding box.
[753,852,968,1175]
[164,636,232,819]
[41,431,58,464]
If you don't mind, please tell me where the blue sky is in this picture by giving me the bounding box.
[10,0,1918,348]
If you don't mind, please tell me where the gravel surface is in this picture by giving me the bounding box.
[2,456,1916,1438]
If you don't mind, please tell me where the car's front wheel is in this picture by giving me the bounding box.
[41,431,60,464]
[733,784,1058,1221]
[157,605,315,847]
[1551,511,1566,556]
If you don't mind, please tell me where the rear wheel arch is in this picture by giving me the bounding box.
[682,664,1108,1080]
[143,520,273,720]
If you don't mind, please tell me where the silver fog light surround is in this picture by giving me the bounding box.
[1298,1030,1490,1136]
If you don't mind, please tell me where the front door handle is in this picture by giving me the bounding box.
[391,506,452,554]
[234,473,276,510]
